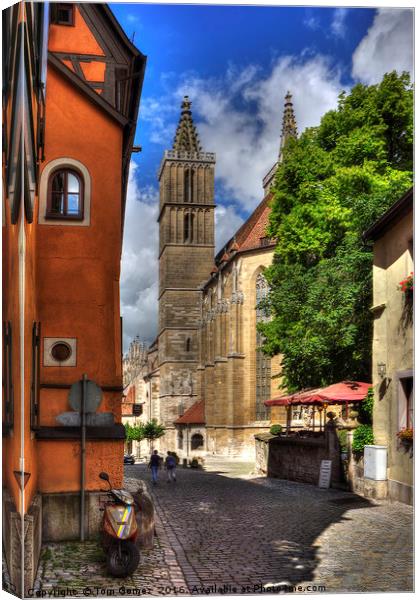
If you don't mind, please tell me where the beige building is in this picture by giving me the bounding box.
[150,93,295,457]
[363,187,413,505]
[122,337,150,458]
[198,200,285,458]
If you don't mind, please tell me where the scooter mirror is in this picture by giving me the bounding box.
[99,472,110,481]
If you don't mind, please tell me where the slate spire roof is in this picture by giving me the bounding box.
[278,91,298,161]
[172,96,202,153]
[262,90,298,192]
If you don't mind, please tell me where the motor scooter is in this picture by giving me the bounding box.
[98,471,140,576]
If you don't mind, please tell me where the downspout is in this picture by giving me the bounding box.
[19,13,26,593]
[18,198,26,597]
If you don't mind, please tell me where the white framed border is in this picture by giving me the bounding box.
[43,337,77,367]
[38,157,91,226]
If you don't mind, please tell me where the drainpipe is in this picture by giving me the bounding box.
[18,191,26,597]
[19,22,26,589]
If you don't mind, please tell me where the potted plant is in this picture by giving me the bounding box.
[398,272,413,300]
[269,424,283,436]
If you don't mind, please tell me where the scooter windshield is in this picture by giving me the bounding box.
[111,489,134,505]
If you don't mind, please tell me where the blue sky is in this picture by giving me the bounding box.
[111,4,375,201]
[112,3,414,350]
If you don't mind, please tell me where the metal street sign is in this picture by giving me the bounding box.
[69,379,102,413]
[318,460,332,489]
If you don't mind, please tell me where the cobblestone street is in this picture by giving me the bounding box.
[35,458,413,595]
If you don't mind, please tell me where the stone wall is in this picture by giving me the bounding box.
[255,427,342,487]
[2,491,42,596]
[42,492,103,542]
[202,248,286,458]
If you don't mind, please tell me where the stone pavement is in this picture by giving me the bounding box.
[33,458,413,596]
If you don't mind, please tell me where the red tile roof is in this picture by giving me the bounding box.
[215,192,275,264]
[174,400,205,425]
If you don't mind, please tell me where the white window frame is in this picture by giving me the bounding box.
[38,157,91,226]
[396,370,414,433]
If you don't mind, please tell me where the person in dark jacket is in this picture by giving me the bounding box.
[165,451,177,483]
[148,450,161,485]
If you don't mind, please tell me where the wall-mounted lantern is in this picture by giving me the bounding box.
[377,362,387,379]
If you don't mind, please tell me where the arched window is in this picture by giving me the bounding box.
[191,213,195,242]
[177,429,183,450]
[184,168,195,203]
[190,169,195,203]
[191,433,204,450]
[255,273,270,420]
[186,337,191,352]
[184,212,190,242]
[46,168,83,219]
[184,211,195,243]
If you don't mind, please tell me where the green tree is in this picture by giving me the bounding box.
[141,420,166,452]
[261,72,413,392]
[124,422,145,443]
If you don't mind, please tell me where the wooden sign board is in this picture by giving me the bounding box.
[318,459,332,489]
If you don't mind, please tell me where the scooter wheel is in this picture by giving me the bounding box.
[106,541,140,577]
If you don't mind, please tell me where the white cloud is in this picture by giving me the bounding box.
[123,54,346,348]
[120,163,159,350]
[120,163,244,349]
[352,9,413,85]
[331,8,348,38]
[215,205,244,253]
[304,15,320,31]
[168,54,344,211]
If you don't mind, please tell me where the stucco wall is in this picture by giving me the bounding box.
[371,208,413,503]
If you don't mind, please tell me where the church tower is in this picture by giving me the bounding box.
[157,96,215,446]
[263,91,298,195]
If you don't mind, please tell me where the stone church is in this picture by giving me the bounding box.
[143,92,297,457]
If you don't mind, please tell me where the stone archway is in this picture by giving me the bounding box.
[191,433,204,451]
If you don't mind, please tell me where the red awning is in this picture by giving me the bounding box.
[265,381,371,407]
[265,387,323,407]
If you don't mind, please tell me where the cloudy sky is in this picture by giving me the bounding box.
[108,2,414,352]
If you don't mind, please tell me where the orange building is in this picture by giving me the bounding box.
[2,3,145,594]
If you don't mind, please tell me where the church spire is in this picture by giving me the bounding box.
[278,91,297,161]
[172,96,202,153]
[262,90,298,195]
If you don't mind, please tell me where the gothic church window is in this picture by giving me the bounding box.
[177,429,183,450]
[184,213,190,242]
[184,168,196,203]
[255,273,270,421]
[184,212,195,243]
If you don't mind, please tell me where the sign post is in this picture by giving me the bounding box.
[80,374,87,541]
[66,376,103,542]
[318,459,332,489]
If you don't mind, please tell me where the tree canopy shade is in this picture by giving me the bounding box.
[260,72,413,393]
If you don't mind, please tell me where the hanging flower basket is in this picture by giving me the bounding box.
[398,272,413,294]
[396,428,413,449]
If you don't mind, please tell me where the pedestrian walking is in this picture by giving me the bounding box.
[165,451,177,483]
[148,450,161,485]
